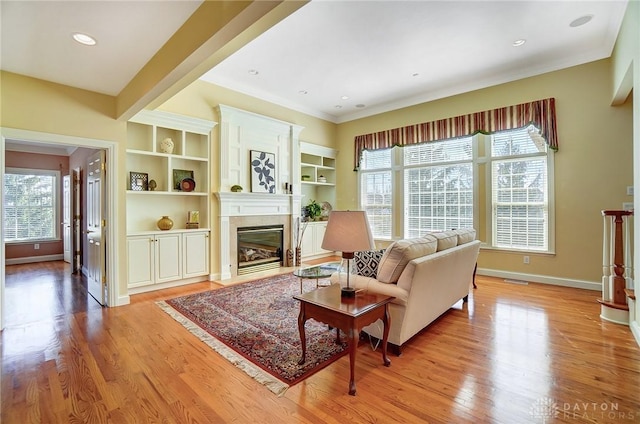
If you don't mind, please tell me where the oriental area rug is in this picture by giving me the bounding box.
[157,273,348,396]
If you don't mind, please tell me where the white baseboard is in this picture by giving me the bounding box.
[631,320,640,348]
[6,254,64,265]
[477,268,601,291]
[115,295,131,307]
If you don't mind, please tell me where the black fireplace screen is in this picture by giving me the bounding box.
[237,225,283,273]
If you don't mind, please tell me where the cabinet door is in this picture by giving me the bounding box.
[155,233,182,283]
[127,236,154,288]
[301,224,315,258]
[314,223,329,254]
[183,231,209,278]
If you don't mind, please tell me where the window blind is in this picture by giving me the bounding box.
[491,127,548,250]
[4,169,58,242]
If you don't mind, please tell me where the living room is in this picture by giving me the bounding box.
[1,1,639,422]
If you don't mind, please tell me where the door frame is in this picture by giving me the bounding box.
[63,174,72,264]
[0,127,121,330]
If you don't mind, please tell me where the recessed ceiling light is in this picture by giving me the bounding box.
[570,14,593,28]
[355,104,366,108]
[512,39,526,47]
[72,32,96,46]
[341,95,349,100]
[248,69,259,75]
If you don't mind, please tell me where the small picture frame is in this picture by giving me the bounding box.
[172,169,194,190]
[250,150,276,193]
[129,172,148,191]
[188,210,199,223]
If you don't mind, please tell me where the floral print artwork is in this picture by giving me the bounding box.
[251,150,276,193]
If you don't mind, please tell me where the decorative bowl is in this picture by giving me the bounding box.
[180,177,196,192]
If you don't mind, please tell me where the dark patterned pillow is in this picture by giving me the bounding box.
[353,249,386,277]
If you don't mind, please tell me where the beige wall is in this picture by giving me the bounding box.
[336,59,633,284]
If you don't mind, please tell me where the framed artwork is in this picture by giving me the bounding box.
[172,169,194,190]
[129,172,148,191]
[250,150,276,193]
[188,210,199,223]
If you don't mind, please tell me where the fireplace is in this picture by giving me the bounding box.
[237,225,284,275]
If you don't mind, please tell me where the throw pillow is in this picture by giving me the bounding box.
[376,236,438,283]
[353,249,386,277]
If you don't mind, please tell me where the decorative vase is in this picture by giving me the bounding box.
[157,216,173,231]
[295,247,302,267]
[159,137,174,154]
[286,249,294,267]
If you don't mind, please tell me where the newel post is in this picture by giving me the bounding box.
[599,210,633,324]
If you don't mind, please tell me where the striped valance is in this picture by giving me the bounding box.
[353,98,558,170]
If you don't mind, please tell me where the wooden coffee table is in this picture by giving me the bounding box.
[293,283,394,395]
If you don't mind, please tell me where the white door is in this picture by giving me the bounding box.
[155,233,182,283]
[87,151,106,305]
[72,168,82,273]
[183,232,209,278]
[62,175,71,263]
[127,235,155,288]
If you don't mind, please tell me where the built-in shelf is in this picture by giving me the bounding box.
[300,141,337,211]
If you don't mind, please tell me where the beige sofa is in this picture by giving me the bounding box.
[330,229,480,354]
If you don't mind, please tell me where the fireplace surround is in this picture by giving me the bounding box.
[237,225,283,275]
[216,192,302,279]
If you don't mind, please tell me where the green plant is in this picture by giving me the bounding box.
[306,200,322,220]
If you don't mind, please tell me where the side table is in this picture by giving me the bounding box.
[293,284,394,395]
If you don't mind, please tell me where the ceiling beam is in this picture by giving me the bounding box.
[115,0,308,121]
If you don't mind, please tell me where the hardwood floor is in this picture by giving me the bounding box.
[2,261,639,423]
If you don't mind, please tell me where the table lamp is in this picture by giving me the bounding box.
[321,210,375,297]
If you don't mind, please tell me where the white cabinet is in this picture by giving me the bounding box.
[127,233,182,289]
[182,231,209,278]
[127,230,210,290]
[300,221,331,259]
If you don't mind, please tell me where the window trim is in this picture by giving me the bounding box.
[4,167,61,244]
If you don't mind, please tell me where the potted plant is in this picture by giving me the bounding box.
[306,200,322,221]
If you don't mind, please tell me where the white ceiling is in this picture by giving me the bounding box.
[0,0,629,128]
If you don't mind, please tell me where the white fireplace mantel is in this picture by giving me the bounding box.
[214,106,306,280]
[216,192,302,217]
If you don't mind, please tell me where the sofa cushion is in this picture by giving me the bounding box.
[353,249,386,277]
[376,236,437,283]
[454,228,476,245]
[427,230,459,251]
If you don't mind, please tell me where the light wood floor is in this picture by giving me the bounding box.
[2,261,639,423]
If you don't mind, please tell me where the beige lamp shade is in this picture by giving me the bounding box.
[321,210,374,254]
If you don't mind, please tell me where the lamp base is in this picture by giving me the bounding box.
[341,287,356,298]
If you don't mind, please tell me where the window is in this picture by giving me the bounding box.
[4,168,60,242]
[404,137,473,237]
[358,126,554,253]
[360,149,393,239]
[490,126,549,251]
